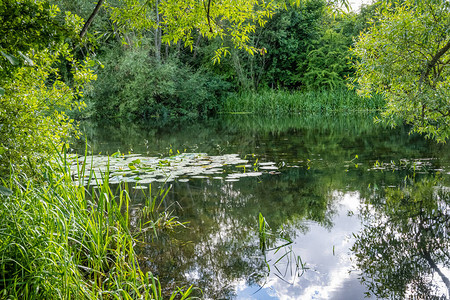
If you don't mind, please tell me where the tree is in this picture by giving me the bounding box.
[105,0,350,61]
[191,0,351,91]
[107,0,279,61]
[350,0,450,142]
[352,176,450,299]
[0,0,96,177]
[301,27,351,90]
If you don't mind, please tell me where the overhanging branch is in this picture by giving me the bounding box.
[418,39,450,91]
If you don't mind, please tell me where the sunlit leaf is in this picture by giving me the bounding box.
[1,51,19,66]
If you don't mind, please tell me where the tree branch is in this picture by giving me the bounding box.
[203,0,213,33]
[80,0,105,39]
[418,39,450,91]
[423,250,450,296]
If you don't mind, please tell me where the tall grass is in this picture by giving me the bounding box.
[0,153,196,299]
[222,88,384,115]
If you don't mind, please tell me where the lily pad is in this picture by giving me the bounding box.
[242,172,263,177]
[132,186,148,190]
[225,179,239,182]
[259,162,276,166]
[70,152,278,185]
[260,166,279,170]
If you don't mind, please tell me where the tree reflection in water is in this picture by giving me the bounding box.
[133,168,336,299]
[352,176,450,299]
[76,113,450,298]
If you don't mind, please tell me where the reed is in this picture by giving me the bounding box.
[0,153,195,299]
[222,88,385,115]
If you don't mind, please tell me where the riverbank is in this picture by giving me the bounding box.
[222,88,384,115]
[0,154,195,299]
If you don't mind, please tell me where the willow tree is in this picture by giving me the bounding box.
[351,0,450,142]
[102,0,349,62]
[106,0,280,63]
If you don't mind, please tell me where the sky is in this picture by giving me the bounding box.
[348,0,373,11]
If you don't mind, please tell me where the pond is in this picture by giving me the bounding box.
[74,113,450,299]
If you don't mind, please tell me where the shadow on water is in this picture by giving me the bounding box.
[74,113,450,299]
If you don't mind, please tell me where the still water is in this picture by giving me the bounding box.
[76,113,450,299]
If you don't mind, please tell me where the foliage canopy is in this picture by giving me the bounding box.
[0,0,95,177]
[351,0,450,142]
[107,0,279,62]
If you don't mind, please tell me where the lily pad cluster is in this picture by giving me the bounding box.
[368,158,437,173]
[70,153,280,186]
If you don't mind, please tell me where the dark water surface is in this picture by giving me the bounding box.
[76,114,450,299]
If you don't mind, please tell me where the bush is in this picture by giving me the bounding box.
[300,29,352,90]
[0,1,96,178]
[84,40,232,121]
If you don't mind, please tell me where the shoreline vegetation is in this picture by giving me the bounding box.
[74,88,386,123]
[221,88,385,115]
[0,153,197,299]
[2,0,448,298]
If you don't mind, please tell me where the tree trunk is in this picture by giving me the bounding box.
[418,39,450,91]
[155,0,161,62]
[80,0,105,39]
[423,250,450,296]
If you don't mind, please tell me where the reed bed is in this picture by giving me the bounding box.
[222,88,384,115]
[0,153,195,299]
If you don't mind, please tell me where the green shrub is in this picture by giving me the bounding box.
[0,1,96,178]
[299,29,352,90]
[84,40,232,121]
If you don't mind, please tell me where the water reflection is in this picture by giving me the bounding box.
[353,176,450,299]
[75,113,450,165]
[76,113,450,299]
[134,174,353,299]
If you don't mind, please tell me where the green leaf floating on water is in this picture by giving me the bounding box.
[0,185,13,196]
[111,151,121,158]
[71,153,277,185]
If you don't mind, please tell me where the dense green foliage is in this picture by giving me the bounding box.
[0,156,194,299]
[0,0,70,79]
[223,88,384,114]
[351,0,450,142]
[107,0,279,56]
[68,0,378,121]
[190,0,360,91]
[84,40,231,120]
[252,1,327,89]
[0,0,96,177]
